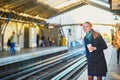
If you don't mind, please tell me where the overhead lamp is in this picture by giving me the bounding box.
[113,10,119,22]
[48,26,54,28]
[114,15,118,20]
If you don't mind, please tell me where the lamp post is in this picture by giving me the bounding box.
[114,10,119,19]
[113,10,119,24]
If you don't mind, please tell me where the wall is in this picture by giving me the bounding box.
[41,27,60,46]
[3,21,38,49]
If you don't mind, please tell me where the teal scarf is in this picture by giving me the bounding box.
[86,30,92,41]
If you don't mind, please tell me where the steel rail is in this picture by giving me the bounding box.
[1,48,84,80]
[51,58,86,80]
[37,55,86,80]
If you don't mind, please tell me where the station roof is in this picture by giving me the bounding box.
[0,0,111,19]
[1,0,120,25]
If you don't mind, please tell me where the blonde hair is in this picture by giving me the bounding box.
[84,21,100,39]
[92,29,100,39]
[84,21,92,27]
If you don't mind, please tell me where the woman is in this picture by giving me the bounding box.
[83,22,108,80]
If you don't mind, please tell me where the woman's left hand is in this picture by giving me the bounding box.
[90,46,97,51]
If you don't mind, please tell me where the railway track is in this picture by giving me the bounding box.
[0,48,87,80]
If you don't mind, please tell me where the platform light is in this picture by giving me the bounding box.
[48,25,54,28]
[41,24,44,26]
[34,23,37,26]
[114,15,118,20]
[113,10,119,24]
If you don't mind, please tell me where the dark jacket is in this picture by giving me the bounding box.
[84,33,108,76]
[7,38,11,47]
[84,34,107,56]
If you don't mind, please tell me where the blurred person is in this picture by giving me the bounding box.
[7,37,11,48]
[113,29,120,64]
[40,35,45,47]
[40,35,48,47]
[0,39,1,51]
[61,35,67,46]
[36,34,40,47]
[10,31,16,55]
[48,35,54,47]
[83,22,108,80]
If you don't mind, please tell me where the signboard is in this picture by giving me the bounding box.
[111,0,120,10]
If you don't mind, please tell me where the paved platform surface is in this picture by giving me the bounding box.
[77,45,120,80]
[0,47,68,58]
[0,47,50,58]
[105,46,120,80]
[0,47,68,66]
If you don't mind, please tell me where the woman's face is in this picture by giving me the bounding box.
[83,23,92,33]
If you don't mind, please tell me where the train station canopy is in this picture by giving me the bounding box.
[0,0,119,23]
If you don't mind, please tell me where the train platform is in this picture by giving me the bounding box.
[77,45,120,80]
[0,47,68,66]
[0,47,50,58]
[0,47,69,58]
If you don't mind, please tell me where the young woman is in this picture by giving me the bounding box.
[83,22,108,80]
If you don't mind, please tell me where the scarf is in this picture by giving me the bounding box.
[86,30,92,41]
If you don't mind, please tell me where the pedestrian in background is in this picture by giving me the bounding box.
[36,34,40,47]
[113,29,120,64]
[7,37,11,48]
[40,35,45,47]
[48,35,54,47]
[83,22,108,80]
[61,35,67,46]
[10,31,16,55]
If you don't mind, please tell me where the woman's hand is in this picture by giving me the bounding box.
[88,46,97,52]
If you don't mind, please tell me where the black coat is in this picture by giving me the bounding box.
[84,34,108,76]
